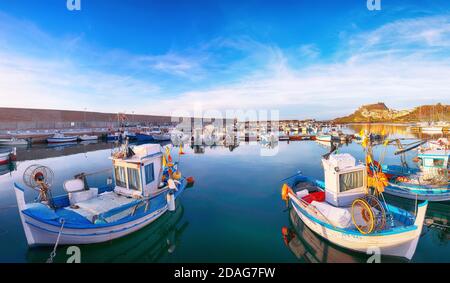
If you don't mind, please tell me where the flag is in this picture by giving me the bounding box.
[362,137,368,148]
[359,129,365,137]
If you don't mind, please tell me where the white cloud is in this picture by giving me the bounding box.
[0,12,449,119]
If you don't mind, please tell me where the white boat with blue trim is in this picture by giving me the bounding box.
[14,143,194,246]
[281,152,428,260]
[47,133,78,143]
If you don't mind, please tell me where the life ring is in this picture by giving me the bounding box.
[351,198,375,234]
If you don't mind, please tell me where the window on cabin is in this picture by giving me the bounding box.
[433,158,444,168]
[114,166,127,188]
[127,168,141,191]
[423,158,434,167]
[339,170,364,192]
[145,163,155,184]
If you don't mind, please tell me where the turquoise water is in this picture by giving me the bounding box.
[0,126,449,263]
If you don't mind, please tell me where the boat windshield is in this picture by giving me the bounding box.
[114,166,127,188]
[127,168,141,191]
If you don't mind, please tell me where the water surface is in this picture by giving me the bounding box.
[0,125,448,263]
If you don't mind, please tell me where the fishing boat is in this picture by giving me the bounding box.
[0,137,29,146]
[124,131,137,141]
[315,134,332,142]
[47,133,78,143]
[106,132,123,141]
[13,143,194,246]
[78,135,98,141]
[382,147,450,202]
[278,131,289,141]
[152,130,172,142]
[0,148,16,165]
[281,151,428,260]
[423,138,449,151]
[260,132,278,145]
[135,127,159,142]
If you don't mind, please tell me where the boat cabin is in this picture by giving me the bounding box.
[322,154,367,207]
[111,144,163,198]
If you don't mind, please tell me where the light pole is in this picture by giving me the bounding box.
[84,107,87,129]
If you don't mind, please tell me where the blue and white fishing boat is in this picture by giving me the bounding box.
[135,127,161,142]
[281,153,428,260]
[382,147,450,202]
[14,143,194,246]
[47,133,78,143]
[106,132,122,141]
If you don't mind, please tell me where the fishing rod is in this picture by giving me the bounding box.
[394,140,427,155]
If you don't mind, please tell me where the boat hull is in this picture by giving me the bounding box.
[315,135,332,142]
[21,205,167,245]
[288,189,427,260]
[14,181,186,246]
[135,133,155,142]
[79,136,98,141]
[385,183,450,202]
[0,140,28,145]
[47,137,78,143]
[152,134,171,141]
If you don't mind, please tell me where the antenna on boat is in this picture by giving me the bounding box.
[23,164,55,208]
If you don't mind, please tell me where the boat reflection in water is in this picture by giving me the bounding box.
[282,208,407,263]
[26,203,188,263]
[0,162,16,177]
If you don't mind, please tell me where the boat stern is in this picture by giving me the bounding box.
[13,182,37,246]
[403,200,428,260]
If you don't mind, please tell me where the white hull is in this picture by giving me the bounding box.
[385,184,450,202]
[0,139,28,145]
[78,136,98,141]
[47,137,78,143]
[152,134,171,141]
[421,127,443,133]
[289,192,427,260]
[14,185,168,246]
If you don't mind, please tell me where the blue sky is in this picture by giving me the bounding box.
[0,0,449,119]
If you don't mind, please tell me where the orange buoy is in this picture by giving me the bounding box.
[179,144,185,155]
[281,183,292,201]
[281,226,289,236]
[187,176,195,185]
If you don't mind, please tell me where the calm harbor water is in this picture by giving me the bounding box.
[0,125,448,263]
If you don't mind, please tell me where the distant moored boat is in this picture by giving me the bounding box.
[47,133,78,143]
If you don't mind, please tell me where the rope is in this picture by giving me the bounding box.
[46,218,65,263]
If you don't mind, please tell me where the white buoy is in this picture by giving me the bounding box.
[167,192,175,211]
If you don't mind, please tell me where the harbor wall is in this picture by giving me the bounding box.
[0,107,236,141]
[0,107,175,131]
